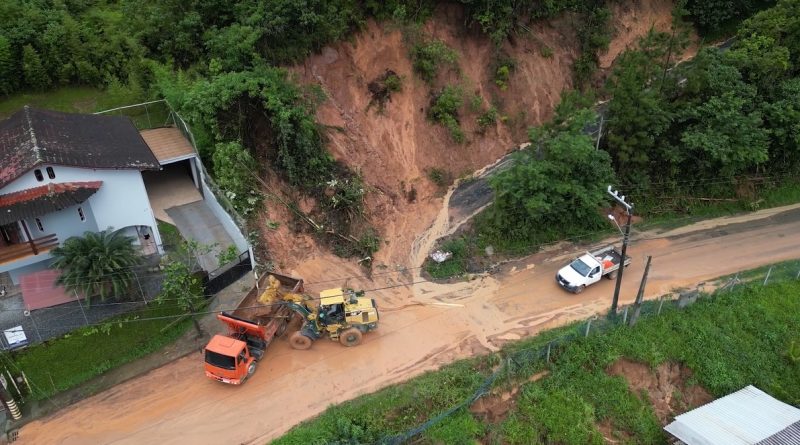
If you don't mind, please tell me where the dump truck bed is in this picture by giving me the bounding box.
[232,272,304,324]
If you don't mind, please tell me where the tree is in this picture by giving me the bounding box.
[51,229,142,303]
[486,110,615,243]
[212,141,262,216]
[679,91,770,178]
[0,36,16,95]
[605,48,675,187]
[760,78,800,170]
[725,33,791,90]
[158,262,204,336]
[21,44,50,90]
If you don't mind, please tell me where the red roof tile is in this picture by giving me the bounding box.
[0,181,102,225]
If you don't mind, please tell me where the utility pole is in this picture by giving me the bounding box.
[629,256,652,326]
[607,185,634,316]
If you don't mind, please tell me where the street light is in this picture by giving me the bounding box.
[608,214,623,235]
[607,186,634,316]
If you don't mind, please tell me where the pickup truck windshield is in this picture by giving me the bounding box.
[205,350,236,370]
[569,259,592,277]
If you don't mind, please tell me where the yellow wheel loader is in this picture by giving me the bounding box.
[287,288,379,349]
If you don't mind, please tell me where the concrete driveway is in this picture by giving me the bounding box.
[165,201,235,272]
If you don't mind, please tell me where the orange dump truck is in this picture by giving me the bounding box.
[203,272,303,385]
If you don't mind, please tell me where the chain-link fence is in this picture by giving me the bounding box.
[380,259,800,444]
[0,257,164,350]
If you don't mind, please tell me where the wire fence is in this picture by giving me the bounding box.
[380,259,800,444]
[0,257,165,350]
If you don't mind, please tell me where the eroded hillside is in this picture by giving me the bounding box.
[261,0,685,275]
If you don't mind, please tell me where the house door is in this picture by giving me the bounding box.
[0,223,22,247]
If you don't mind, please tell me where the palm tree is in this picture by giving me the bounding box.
[51,229,142,303]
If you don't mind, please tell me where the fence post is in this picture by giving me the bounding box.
[546,343,551,363]
[763,267,773,285]
[74,291,89,325]
[796,267,800,280]
[622,307,628,325]
[657,297,665,315]
[730,273,739,292]
[26,311,43,343]
[134,272,147,305]
[585,318,592,337]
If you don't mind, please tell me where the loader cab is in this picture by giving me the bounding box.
[317,288,348,326]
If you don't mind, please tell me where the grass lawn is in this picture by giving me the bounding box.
[272,274,800,444]
[8,303,191,401]
[0,85,166,129]
[0,87,107,119]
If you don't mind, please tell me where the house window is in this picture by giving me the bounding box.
[34,169,44,181]
[78,207,85,221]
[35,218,44,232]
[46,167,55,179]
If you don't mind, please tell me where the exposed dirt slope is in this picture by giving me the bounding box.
[264,0,693,274]
[275,5,579,269]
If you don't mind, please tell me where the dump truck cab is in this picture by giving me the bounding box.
[204,313,272,384]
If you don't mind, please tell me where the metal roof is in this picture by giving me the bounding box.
[139,127,197,164]
[665,386,800,445]
[0,107,160,188]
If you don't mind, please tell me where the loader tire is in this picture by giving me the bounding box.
[339,328,363,347]
[289,331,313,350]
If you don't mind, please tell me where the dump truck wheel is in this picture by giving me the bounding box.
[606,271,617,280]
[339,328,363,347]
[289,331,313,350]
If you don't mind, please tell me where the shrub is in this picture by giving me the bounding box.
[429,85,465,143]
[411,39,458,83]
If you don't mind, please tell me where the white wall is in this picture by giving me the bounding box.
[0,165,163,277]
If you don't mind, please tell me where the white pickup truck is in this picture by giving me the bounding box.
[555,245,632,293]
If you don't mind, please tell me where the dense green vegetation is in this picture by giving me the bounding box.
[468,0,800,255]
[9,303,191,401]
[273,275,800,444]
[605,0,800,205]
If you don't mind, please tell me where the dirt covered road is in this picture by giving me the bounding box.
[18,203,800,445]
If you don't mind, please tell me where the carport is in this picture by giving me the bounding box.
[140,127,237,272]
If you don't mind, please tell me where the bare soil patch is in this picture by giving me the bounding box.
[607,359,712,424]
[469,371,549,424]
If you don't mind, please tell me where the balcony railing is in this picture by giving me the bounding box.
[0,234,59,265]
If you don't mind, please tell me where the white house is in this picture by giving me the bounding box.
[0,106,164,284]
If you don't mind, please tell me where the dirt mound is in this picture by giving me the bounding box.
[608,359,712,424]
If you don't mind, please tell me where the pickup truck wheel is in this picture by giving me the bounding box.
[339,328,363,347]
[247,362,257,377]
[606,271,617,280]
[575,285,585,294]
[289,331,313,350]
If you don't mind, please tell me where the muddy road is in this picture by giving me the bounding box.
[19,204,800,444]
